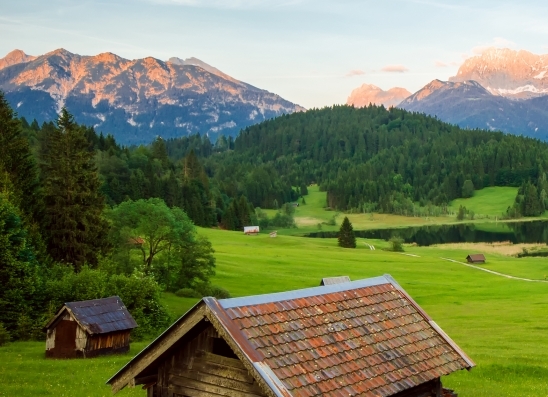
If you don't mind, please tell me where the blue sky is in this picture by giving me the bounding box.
[2,0,548,108]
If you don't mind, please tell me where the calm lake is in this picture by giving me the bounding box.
[305,220,548,246]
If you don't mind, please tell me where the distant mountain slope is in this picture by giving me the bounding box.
[0,48,304,144]
[347,84,410,108]
[450,48,548,99]
[399,79,548,141]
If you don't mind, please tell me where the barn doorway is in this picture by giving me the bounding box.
[54,320,77,358]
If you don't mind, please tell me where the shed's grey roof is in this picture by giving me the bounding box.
[46,296,137,334]
[320,276,351,286]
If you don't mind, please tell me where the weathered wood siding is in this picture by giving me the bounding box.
[45,309,131,358]
[153,324,267,397]
[45,311,89,358]
[85,331,131,357]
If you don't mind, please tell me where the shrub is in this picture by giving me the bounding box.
[195,283,231,299]
[388,236,405,252]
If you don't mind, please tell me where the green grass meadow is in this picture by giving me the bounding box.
[1,186,548,396]
[448,186,519,217]
[2,228,548,396]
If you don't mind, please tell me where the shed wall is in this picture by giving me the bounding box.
[152,324,267,397]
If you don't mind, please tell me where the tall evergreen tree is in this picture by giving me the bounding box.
[338,216,356,248]
[0,91,42,222]
[40,108,109,270]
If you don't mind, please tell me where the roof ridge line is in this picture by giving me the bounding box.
[219,275,392,309]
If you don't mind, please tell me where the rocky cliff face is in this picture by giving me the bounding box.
[346,84,410,108]
[0,49,36,70]
[0,49,304,144]
[399,79,548,141]
[450,48,548,99]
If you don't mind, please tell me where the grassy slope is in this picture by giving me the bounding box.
[448,187,518,217]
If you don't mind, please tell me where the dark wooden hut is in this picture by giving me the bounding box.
[108,275,474,397]
[466,254,486,264]
[44,296,137,359]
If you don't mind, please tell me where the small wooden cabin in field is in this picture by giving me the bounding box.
[466,254,486,264]
[244,226,260,235]
[108,275,474,397]
[269,231,277,238]
[44,296,137,358]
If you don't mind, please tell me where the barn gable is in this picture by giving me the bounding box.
[108,275,474,397]
[45,296,137,358]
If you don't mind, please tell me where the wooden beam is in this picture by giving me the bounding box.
[110,305,205,393]
[169,369,263,393]
[170,378,265,397]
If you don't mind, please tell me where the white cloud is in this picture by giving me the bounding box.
[435,60,448,68]
[470,37,516,56]
[345,69,365,77]
[381,64,409,73]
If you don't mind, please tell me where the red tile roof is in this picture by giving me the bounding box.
[210,275,474,397]
[108,275,474,397]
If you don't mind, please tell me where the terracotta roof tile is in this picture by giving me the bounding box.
[216,279,472,397]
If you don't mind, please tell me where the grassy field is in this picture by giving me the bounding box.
[448,186,518,218]
[273,185,545,236]
[2,186,548,397]
[2,229,547,396]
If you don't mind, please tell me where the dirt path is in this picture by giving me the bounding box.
[440,257,548,283]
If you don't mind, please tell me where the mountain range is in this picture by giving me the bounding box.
[0,49,303,144]
[349,48,548,141]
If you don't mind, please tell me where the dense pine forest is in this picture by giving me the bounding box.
[2,91,548,343]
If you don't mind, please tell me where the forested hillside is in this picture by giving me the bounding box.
[230,105,548,215]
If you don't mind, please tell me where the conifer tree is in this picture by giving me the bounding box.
[338,216,356,248]
[0,91,42,222]
[40,108,109,270]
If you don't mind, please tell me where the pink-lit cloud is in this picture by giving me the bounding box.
[381,64,409,73]
[345,69,366,77]
[469,37,516,56]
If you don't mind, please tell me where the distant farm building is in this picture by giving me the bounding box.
[269,231,277,238]
[44,296,137,358]
[108,275,474,397]
[320,275,351,285]
[466,254,486,264]
[243,226,260,235]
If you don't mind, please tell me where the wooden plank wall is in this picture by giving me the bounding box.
[156,324,267,397]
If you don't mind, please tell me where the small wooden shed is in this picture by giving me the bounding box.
[466,254,486,264]
[44,296,137,359]
[108,275,474,397]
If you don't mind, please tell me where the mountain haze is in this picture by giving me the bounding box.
[0,49,304,144]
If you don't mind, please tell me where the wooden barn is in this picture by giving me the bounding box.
[466,254,486,264]
[44,296,137,359]
[108,275,474,397]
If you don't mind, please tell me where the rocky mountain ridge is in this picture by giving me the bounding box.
[0,48,304,144]
[398,79,548,141]
[449,48,548,99]
[346,84,410,108]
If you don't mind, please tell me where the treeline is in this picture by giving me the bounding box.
[0,93,222,343]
